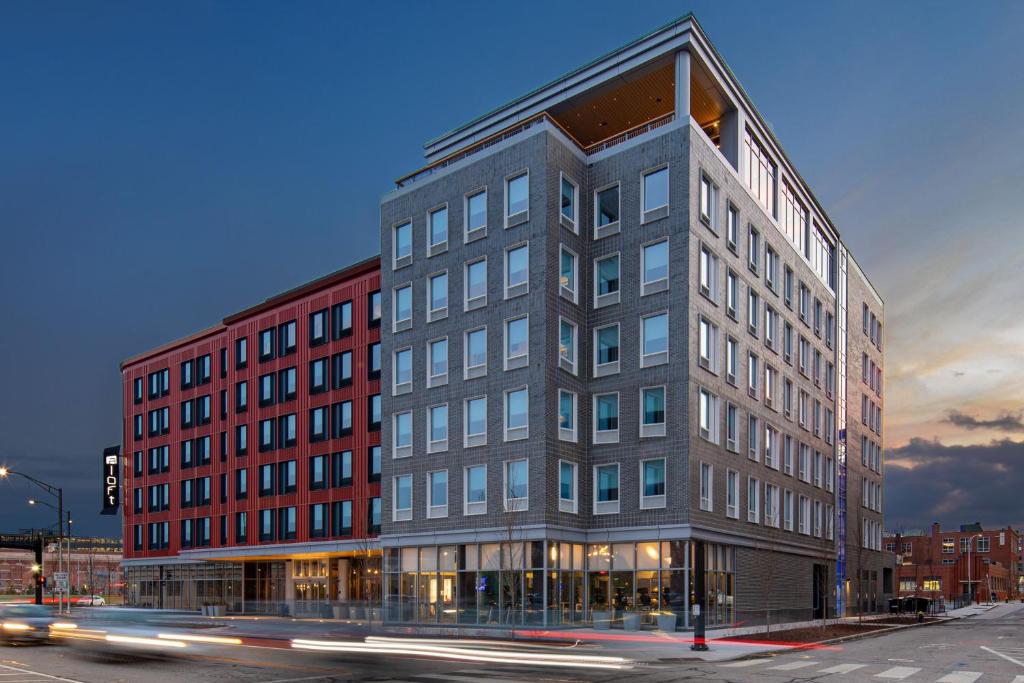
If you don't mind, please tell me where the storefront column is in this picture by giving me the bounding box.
[338,559,350,601]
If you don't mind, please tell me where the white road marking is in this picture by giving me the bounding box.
[769,661,819,671]
[820,663,869,674]
[720,659,768,667]
[0,665,82,683]
[1011,676,1024,683]
[416,675,532,683]
[261,677,335,683]
[936,672,982,683]
[981,645,1024,669]
[876,666,922,679]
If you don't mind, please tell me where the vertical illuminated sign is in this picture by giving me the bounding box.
[101,445,120,515]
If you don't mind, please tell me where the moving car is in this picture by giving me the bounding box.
[75,595,106,606]
[0,604,55,644]
[56,608,227,659]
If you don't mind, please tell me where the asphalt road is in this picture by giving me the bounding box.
[1,604,1022,682]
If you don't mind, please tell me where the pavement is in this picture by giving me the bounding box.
[0,603,1020,681]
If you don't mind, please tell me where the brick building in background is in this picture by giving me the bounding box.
[120,258,383,613]
[885,523,1023,604]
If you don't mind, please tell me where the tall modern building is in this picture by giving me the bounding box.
[119,14,887,627]
[378,14,886,627]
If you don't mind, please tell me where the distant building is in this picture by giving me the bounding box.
[884,523,1023,603]
[0,536,122,597]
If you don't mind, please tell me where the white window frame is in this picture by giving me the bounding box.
[393,474,412,522]
[593,252,621,308]
[725,402,739,453]
[699,461,713,512]
[640,458,667,509]
[392,283,412,333]
[503,387,529,442]
[392,219,412,269]
[427,469,449,519]
[747,476,760,524]
[699,316,718,373]
[427,203,448,257]
[593,462,620,515]
[463,326,487,380]
[699,243,719,302]
[392,346,413,396]
[503,314,529,370]
[593,392,620,444]
[504,242,530,299]
[559,171,579,232]
[593,323,620,377]
[640,164,669,223]
[698,387,720,444]
[558,317,578,375]
[558,460,578,514]
[463,396,487,448]
[726,469,739,519]
[559,244,579,303]
[427,270,449,323]
[640,385,667,438]
[594,181,621,239]
[427,336,449,388]
[464,187,487,242]
[558,389,578,443]
[640,237,670,296]
[503,459,529,512]
[392,410,413,459]
[640,311,669,367]
[427,403,449,454]
[463,464,487,516]
[463,257,487,311]
[504,171,530,227]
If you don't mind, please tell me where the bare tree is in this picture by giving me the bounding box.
[759,498,782,636]
[499,461,527,636]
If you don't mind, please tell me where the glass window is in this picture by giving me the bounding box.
[643,459,665,497]
[429,471,448,508]
[466,465,486,504]
[559,461,576,502]
[394,475,412,512]
[429,338,447,379]
[429,206,448,247]
[393,221,412,262]
[394,348,412,386]
[595,393,619,432]
[559,247,577,296]
[642,387,666,426]
[595,325,619,365]
[505,388,528,430]
[559,319,576,368]
[596,185,619,226]
[505,316,529,360]
[394,411,412,448]
[467,189,487,233]
[466,397,487,437]
[505,460,528,501]
[642,167,669,213]
[465,327,487,370]
[369,290,382,324]
[744,129,776,217]
[596,254,620,296]
[429,272,447,312]
[430,405,448,443]
[560,176,576,224]
[506,173,528,217]
[642,240,669,285]
[505,244,529,290]
[558,390,575,431]
[394,285,412,324]
[642,313,668,356]
[596,464,619,502]
[465,258,487,303]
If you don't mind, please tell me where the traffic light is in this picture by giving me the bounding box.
[37,575,47,589]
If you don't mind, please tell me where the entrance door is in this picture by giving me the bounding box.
[813,564,827,619]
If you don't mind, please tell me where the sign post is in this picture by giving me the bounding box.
[54,571,69,596]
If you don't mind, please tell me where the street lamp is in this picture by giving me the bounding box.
[1,467,66,613]
[966,533,983,605]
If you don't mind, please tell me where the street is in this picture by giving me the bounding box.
[1,605,1023,682]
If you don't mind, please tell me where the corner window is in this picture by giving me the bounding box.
[641,312,668,367]
[641,239,669,294]
[560,174,578,229]
[505,172,529,223]
[465,189,487,240]
[593,393,619,443]
[594,463,619,514]
[641,166,669,220]
[594,253,620,306]
[393,220,412,267]
[504,459,528,512]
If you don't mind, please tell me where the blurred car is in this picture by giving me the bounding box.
[74,595,106,606]
[0,604,54,644]
[56,608,231,659]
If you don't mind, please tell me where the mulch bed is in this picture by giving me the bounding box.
[722,622,893,644]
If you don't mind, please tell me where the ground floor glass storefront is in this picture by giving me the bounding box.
[383,540,735,628]
[125,555,382,614]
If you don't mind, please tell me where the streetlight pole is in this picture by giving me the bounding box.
[3,467,65,614]
[28,498,70,614]
[966,533,981,606]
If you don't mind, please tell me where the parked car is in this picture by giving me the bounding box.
[75,595,106,606]
[0,604,55,644]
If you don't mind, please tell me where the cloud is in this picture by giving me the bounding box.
[945,409,1024,432]
[885,437,1024,532]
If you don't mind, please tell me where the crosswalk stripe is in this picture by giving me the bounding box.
[720,659,768,667]
[415,675,531,683]
[819,663,869,674]
[1011,676,1024,683]
[769,661,819,671]
[936,673,982,683]
[876,666,922,679]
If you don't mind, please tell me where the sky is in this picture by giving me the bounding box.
[1,0,1022,537]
